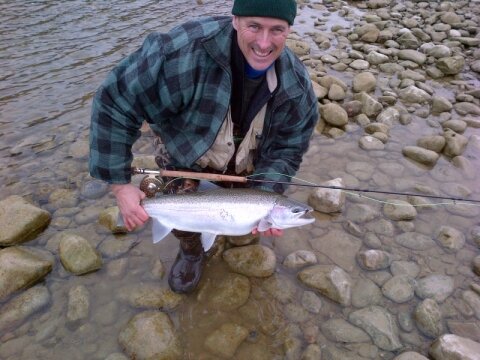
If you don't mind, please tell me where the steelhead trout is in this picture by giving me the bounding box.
[142,188,315,251]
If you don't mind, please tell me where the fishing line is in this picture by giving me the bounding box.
[246,172,480,207]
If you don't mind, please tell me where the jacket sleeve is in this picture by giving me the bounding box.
[252,87,318,194]
[89,33,167,184]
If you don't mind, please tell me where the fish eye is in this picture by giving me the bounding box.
[292,207,302,214]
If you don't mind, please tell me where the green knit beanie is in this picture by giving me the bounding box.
[232,0,297,25]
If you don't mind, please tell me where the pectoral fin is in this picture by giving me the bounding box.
[201,232,217,252]
[151,218,173,244]
[257,216,273,232]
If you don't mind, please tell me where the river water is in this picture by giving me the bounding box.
[1,0,480,359]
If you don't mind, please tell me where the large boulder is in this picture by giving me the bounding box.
[0,195,51,246]
[0,246,53,301]
[58,233,103,275]
[429,334,480,360]
[118,311,181,360]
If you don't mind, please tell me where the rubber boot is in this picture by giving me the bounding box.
[168,231,205,294]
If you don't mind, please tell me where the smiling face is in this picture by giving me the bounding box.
[232,16,290,71]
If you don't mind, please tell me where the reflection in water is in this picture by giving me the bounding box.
[0,0,480,359]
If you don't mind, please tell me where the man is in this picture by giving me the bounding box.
[89,0,319,293]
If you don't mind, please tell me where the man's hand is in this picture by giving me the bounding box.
[111,184,150,231]
[252,227,284,237]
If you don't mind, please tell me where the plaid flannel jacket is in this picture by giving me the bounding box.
[89,16,318,193]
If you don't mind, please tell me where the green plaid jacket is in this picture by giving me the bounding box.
[89,16,318,193]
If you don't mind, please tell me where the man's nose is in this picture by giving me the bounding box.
[256,30,272,49]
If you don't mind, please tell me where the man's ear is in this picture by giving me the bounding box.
[232,16,239,31]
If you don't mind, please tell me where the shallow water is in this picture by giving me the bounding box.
[0,1,479,359]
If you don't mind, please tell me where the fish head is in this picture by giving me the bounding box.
[268,196,315,229]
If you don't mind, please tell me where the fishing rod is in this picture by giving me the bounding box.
[132,167,480,204]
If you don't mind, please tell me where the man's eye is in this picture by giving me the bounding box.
[249,25,259,31]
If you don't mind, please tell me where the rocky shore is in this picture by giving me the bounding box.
[0,0,479,359]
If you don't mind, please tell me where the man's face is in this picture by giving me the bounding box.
[232,16,290,71]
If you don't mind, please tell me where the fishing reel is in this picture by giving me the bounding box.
[139,175,164,198]
[133,167,165,197]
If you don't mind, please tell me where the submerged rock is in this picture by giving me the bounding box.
[0,246,53,301]
[58,232,103,275]
[204,323,249,359]
[0,195,51,246]
[348,306,402,351]
[308,178,345,213]
[298,265,352,306]
[118,311,181,360]
[429,334,480,360]
[223,244,276,277]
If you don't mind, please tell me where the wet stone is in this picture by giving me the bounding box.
[348,306,402,351]
[382,275,416,303]
[261,273,295,304]
[80,179,109,199]
[58,232,103,275]
[383,200,417,221]
[351,277,383,308]
[357,249,392,271]
[429,334,480,360]
[282,250,317,270]
[390,260,420,278]
[118,283,183,311]
[67,285,90,325]
[415,274,454,303]
[118,311,181,360]
[395,232,436,250]
[414,298,444,338]
[0,195,51,246]
[223,245,276,277]
[393,352,429,360]
[301,291,322,314]
[321,318,371,343]
[435,226,466,252]
[204,323,249,359]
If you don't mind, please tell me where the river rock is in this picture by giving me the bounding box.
[301,291,323,313]
[436,56,465,75]
[398,49,427,65]
[393,352,429,360]
[426,45,452,58]
[435,226,465,251]
[297,265,352,306]
[351,277,383,308]
[377,107,400,126]
[67,284,90,325]
[356,92,384,117]
[414,298,444,338]
[262,273,296,304]
[462,291,480,320]
[80,179,109,199]
[357,250,392,270]
[359,135,385,150]
[397,31,420,49]
[283,250,317,269]
[199,272,250,310]
[353,72,377,92]
[398,85,432,104]
[321,318,370,343]
[0,285,51,334]
[367,51,390,65]
[383,200,417,221]
[382,275,416,303]
[118,284,183,310]
[443,129,468,157]
[454,102,480,116]
[0,195,51,246]
[309,229,362,272]
[395,232,436,250]
[365,122,390,135]
[204,323,249,358]
[429,334,480,360]
[321,103,349,127]
[58,232,103,275]
[118,311,181,360]
[346,203,380,223]
[308,178,345,213]
[417,135,446,153]
[98,206,128,234]
[402,146,440,166]
[442,120,467,134]
[431,96,453,114]
[0,246,53,301]
[312,81,328,99]
[328,83,346,100]
[223,244,276,277]
[48,188,80,210]
[391,261,420,278]
[415,274,454,303]
[286,38,310,57]
[348,306,402,351]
